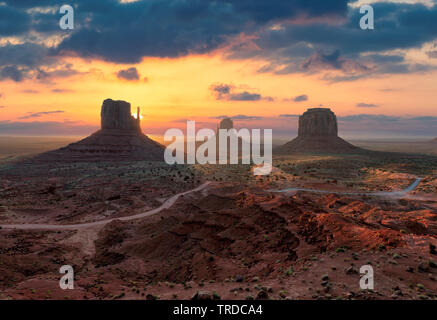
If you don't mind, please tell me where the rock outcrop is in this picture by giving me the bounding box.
[35,99,165,162]
[101,99,141,132]
[217,118,234,131]
[275,108,362,154]
[215,118,247,162]
[298,108,338,137]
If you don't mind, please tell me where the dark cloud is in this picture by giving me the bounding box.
[0,106,5,109]
[211,84,232,98]
[229,2,437,81]
[210,83,273,102]
[365,54,405,63]
[356,103,378,108]
[0,65,25,82]
[19,110,65,119]
[52,88,75,93]
[52,0,349,63]
[231,115,263,120]
[293,94,308,102]
[0,41,81,82]
[35,64,83,82]
[0,5,31,36]
[116,67,140,81]
[229,91,262,101]
[0,0,349,65]
[1,0,437,83]
[0,43,50,68]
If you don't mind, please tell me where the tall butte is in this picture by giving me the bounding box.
[37,99,165,161]
[275,108,362,154]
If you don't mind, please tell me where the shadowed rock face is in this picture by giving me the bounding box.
[101,99,140,132]
[276,108,362,154]
[34,99,165,162]
[218,118,234,131]
[298,108,338,137]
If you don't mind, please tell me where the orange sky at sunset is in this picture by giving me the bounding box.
[1,0,437,139]
[1,51,437,139]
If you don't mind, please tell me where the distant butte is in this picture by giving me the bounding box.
[35,99,165,162]
[275,108,363,154]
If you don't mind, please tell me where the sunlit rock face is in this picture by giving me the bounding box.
[275,108,362,154]
[298,108,338,137]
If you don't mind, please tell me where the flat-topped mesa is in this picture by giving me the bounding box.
[101,99,141,132]
[298,108,338,137]
[33,98,165,162]
[275,107,363,154]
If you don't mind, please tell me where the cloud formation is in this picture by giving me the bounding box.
[116,67,140,81]
[212,114,263,121]
[210,83,273,101]
[356,103,379,108]
[19,110,65,119]
[1,1,437,84]
[293,95,309,102]
[229,2,437,81]
[279,114,300,118]
[52,88,75,93]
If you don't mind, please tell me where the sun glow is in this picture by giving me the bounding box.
[132,113,143,120]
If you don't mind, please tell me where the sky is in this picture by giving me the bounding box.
[0,0,437,139]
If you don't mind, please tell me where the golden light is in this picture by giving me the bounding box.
[132,113,143,120]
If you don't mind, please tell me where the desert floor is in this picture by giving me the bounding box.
[0,142,436,300]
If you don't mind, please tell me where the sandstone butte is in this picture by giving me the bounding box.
[275,108,363,154]
[34,99,165,162]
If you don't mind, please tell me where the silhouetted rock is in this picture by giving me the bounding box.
[218,118,234,131]
[275,108,362,154]
[101,99,140,132]
[215,117,247,162]
[298,108,338,137]
[34,99,165,162]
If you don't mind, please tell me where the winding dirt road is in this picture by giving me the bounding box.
[270,178,423,198]
[0,182,211,231]
[0,177,428,232]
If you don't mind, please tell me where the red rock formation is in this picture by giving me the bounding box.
[276,108,362,154]
[35,99,165,162]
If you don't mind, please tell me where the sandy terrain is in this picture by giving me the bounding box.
[0,151,436,300]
